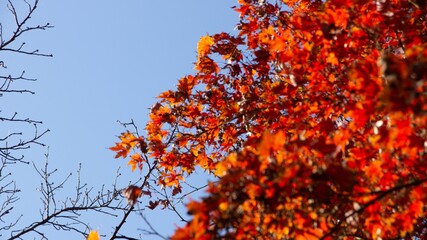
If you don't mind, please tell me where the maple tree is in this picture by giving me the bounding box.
[111,0,427,239]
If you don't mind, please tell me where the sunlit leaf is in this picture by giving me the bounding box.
[87,230,100,240]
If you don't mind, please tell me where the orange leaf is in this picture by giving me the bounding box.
[87,230,100,240]
[197,35,214,58]
[326,52,339,66]
[128,153,145,172]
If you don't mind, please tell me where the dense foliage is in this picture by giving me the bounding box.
[111,0,427,239]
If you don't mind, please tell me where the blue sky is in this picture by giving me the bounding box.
[3,1,237,239]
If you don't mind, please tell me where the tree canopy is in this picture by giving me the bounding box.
[111,0,427,239]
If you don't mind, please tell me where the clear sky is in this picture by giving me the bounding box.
[3,1,237,239]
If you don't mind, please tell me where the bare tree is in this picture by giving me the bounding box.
[0,0,51,163]
[0,1,136,239]
[0,0,52,236]
[5,152,130,240]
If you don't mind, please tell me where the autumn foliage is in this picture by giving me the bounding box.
[111,0,427,239]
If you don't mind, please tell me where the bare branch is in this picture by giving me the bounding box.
[6,154,128,240]
[138,212,168,240]
[1,0,53,58]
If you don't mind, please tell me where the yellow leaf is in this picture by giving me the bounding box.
[309,212,318,220]
[258,25,274,44]
[326,52,339,66]
[328,73,335,82]
[87,230,100,240]
[303,41,313,51]
[197,35,214,58]
[219,202,228,212]
[214,153,236,177]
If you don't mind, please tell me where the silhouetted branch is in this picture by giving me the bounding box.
[0,124,49,164]
[138,212,168,240]
[0,0,52,164]
[0,1,136,239]
[6,153,127,240]
[0,0,53,56]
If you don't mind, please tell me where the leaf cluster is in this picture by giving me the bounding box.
[110,0,427,239]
